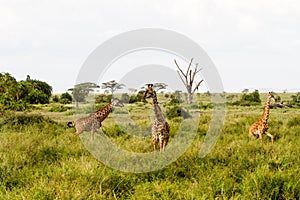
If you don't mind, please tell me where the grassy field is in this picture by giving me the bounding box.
[0,93,299,199]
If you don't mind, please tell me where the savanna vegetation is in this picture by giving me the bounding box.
[0,75,299,199]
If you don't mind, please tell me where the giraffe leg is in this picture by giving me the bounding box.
[265,132,274,144]
[74,129,81,137]
[159,139,163,153]
[164,134,169,150]
[152,137,158,152]
[90,131,95,141]
[259,131,263,142]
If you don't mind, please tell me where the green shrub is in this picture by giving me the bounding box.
[0,112,58,131]
[51,95,59,103]
[49,105,69,112]
[232,90,261,106]
[102,124,125,137]
[166,106,191,119]
[129,91,144,103]
[95,94,112,104]
[199,102,213,109]
[59,92,72,104]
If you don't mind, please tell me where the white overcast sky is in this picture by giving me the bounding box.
[1,0,300,93]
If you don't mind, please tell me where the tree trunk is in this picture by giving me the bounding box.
[187,86,192,104]
[187,92,192,104]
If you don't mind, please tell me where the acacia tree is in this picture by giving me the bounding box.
[128,88,137,94]
[68,82,100,108]
[101,80,125,94]
[140,83,167,91]
[174,58,203,104]
[153,83,167,92]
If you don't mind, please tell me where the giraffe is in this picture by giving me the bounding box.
[142,84,170,152]
[249,92,276,144]
[68,98,123,140]
[91,98,123,125]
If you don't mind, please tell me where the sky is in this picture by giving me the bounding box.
[1,0,300,93]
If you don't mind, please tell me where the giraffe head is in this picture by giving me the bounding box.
[268,92,276,102]
[141,84,156,102]
[110,98,124,107]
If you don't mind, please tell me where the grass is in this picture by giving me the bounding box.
[0,93,299,199]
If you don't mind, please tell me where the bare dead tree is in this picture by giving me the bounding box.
[174,58,203,104]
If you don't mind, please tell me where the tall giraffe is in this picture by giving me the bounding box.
[68,98,123,140]
[249,92,276,143]
[142,84,170,152]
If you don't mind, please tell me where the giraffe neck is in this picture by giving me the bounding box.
[94,102,113,121]
[260,97,271,124]
[152,93,165,122]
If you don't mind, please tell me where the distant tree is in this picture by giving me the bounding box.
[0,73,18,94]
[25,76,52,101]
[232,89,261,106]
[52,95,59,102]
[174,58,203,104]
[68,82,100,107]
[242,89,249,94]
[60,92,72,104]
[0,73,53,110]
[101,80,125,94]
[24,76,52,104]
[241,89,261,103]
[128,88,137,94]
[153,83,168,91]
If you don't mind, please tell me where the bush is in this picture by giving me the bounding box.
[129,91,144,103]
[232,90,261,106]
[199,102,213,110]
[59,92,72,104]
[166,106,191,119]
[49,105,70,112]
[52,95,59,103]
[102,124,125,137]
[0,112,57,130]
[95,94,112,104]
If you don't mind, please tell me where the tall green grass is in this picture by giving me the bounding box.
[0,97,299,199]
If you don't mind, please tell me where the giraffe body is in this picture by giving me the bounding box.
[142,84,170,152]
[69,115,101,140]
[68,98,123,140]
[249,92,275,143]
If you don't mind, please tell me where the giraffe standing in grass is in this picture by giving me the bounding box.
[249,92,276,143]
[68,98,123,140]
[142,84,170,152]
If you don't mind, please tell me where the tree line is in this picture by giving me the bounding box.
[0,73,52,111]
